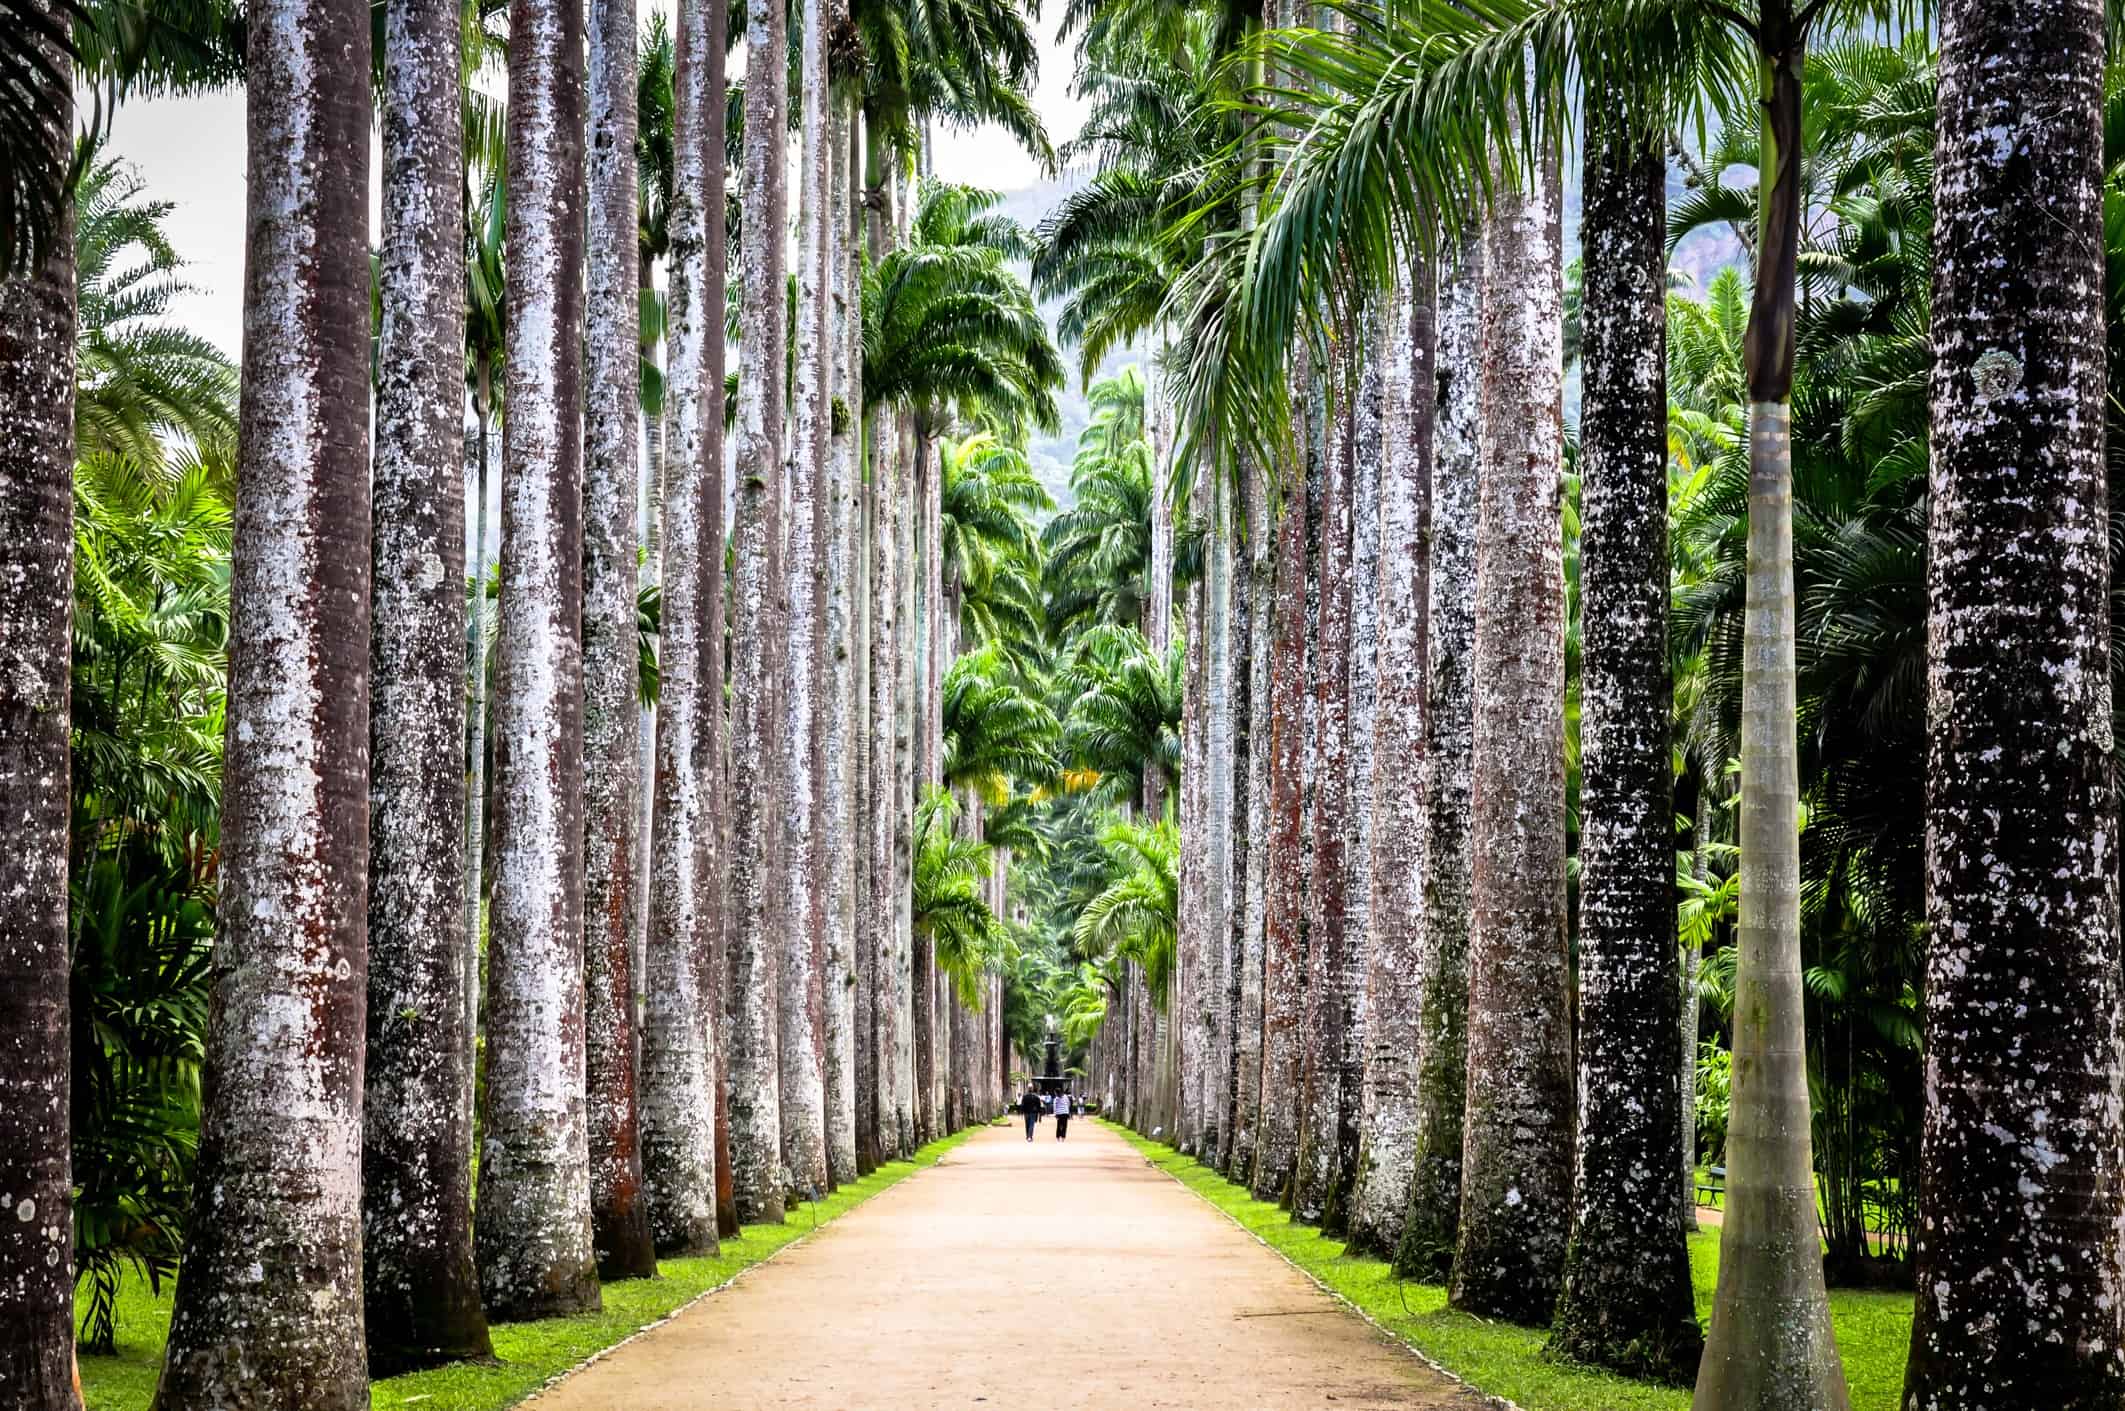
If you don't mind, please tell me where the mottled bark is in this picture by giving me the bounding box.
[1203,452,1238,1164]
[0,20,78,1403]
[1230,452,1275,1187]
[1393,228,1481,1283]
[475,0,602,1321]
[1252,421,1312,1203]
[699,0,736,1244]
[822,91,860,1189]
[638,0,721,1258]
[778,0,831,1199]
[1906,0,2125,1402]
[865,155,903,1166]
[1692,15,1847,1403]
[1177,446,1210,1155]
[152,0,375,1396]
[910,436,938,1146]
[1348,267,1436,1259]
[581,0,656,1282]
[1549,102,1701,1384]
[1451,146,1573,1327]
[893,409,918,1155]
[1294,359,1357,1226]
[726,0,790,1223]
[364,0,494,1365]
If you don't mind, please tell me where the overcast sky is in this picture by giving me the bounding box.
[102,19,1090,367]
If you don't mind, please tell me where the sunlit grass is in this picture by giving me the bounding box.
[80,1126,980,1411]
[1107,1121,1915,1411]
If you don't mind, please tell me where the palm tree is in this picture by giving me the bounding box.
[1346,268,1435,1259]
[1041,438,1155,644]
[638,0,723,1261]
[582,0,657,1283]
[150,0,374,1398]
[0,10,77,1406]
[475,0,602,1321]
[1393,235,1481,1283]
[727,0,791,1223]
[1058,624,1182,811]
[1905,2,2125,1404]
[1547,75,1702,1382]
[363,0,494,1371]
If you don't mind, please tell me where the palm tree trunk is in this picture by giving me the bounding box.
[1230,452,1274,1187]
[635,247,663,1045]
[582,0,657,1283]
[1451,142,1572,1326]
[152,0,375,1394]
[1549,97,1701,1382]
[0,20,78,1404]
[1295,355,1357,1227]
[910,434,938,1145]
[727,0,791,1223]
[1203,450,1238,1166]
[1694,15,1847,1403]
[893,408,919,1154]
[464,377,494,1127]
[822,89,861,1190]
[865,164,903,1169]
[1251,402,1312,1203]
[778,0,832,1200]
[699,0,737,1244]
[1906,0,2124,1401]
[1329,320,1383,1234]
[364,0,496,1366]
[638,0,722,1258]
[1177,455,1210,1155]
[1393,227,1480,1283]
[475,0,602,1321]
[1347,265,1436,1260]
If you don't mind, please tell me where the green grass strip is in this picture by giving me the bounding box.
[1103,1120,1914,1411]
[81,1124,985,1411]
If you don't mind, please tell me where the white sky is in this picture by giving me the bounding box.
[101,19,1088,367]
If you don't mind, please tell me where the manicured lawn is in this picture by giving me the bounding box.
[80,1126,983,1411]
[1108,1122,1915,1411]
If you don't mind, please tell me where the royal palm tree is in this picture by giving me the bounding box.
[1057,624,1183,812]
[0,10,78,1406]
[151,0,374,1399]
[582,0,657,1282]
[1041,438,1156,643]
[362,0,494,1371]
[475,0,602,1321]
[1906,1,2125,1403]
[727,0,791,1224]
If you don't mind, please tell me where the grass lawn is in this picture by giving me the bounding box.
[1108,1122,1914,1411]
[80,1125,983,1411]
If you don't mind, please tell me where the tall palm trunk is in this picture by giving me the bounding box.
[1549,96,1701,1382]
[1694,10,1847,1402]
[865,132,903,1166]
[1347,266,1436,1259]
[910,435,938,1145]
[1294,358,1357,1225]
[152,0,374,1396]
[0,18,78,1405]
[464,372,494,1118]
[1203,446,1238,1164]
[1331,325,1383,1233]
[1451,145,1571,1326]
[1177,454,1210,1154]
[1393,227,1480,1282]
[822,89,861,1189]
[698,0,735,1243]
[475,0,602,1321]
[638,0,721,1258]
[777,0,832,1199]
[726,0,791,1222]
[1252,403,1313,1203]
[1229,452,1274,1186]
[893,408,919,1153]
[1905,0,2124,1402]
[364,0,495,1367]
[581,0,656,1282]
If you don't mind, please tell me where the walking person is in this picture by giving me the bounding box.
[1019,1087,1043,1142]
[1053,1089,1072,1141]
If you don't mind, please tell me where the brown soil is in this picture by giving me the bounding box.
[527,1117,1493,1409]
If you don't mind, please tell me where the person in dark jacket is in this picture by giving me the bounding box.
[1019,1088,1043,1141]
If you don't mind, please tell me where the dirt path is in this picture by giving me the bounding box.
[528,1117,1492,1410]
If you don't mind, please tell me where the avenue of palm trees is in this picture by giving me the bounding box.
[0,0,2120,1407]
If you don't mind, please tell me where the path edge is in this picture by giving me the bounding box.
[1103,1121,1527,1411]
[518,1126,984,1407]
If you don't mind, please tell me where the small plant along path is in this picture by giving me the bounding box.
[527,1117,1488,1409]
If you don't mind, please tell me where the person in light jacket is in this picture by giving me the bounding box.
[1051,1089,1073,1140]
